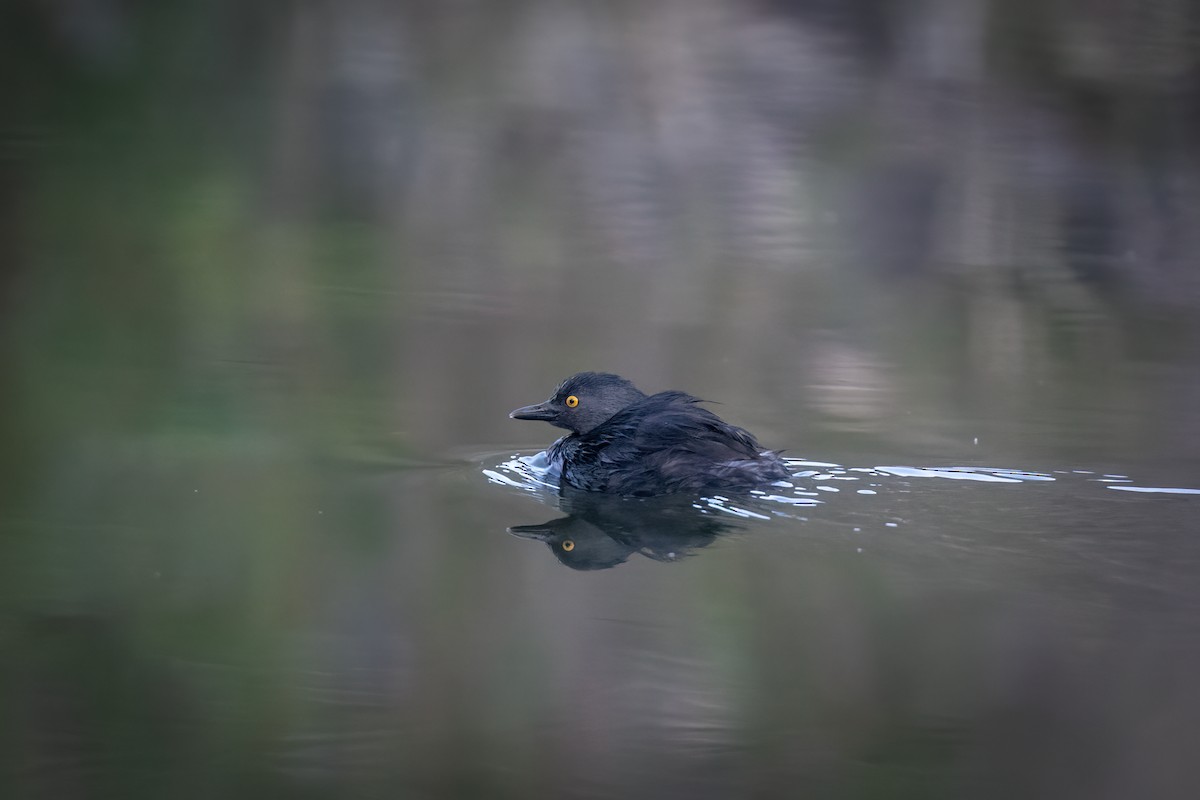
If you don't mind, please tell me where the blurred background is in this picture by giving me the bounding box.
[2,1,1199,798]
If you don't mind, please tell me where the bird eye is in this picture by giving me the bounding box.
[565,395,579,408]
[562,540,575,551]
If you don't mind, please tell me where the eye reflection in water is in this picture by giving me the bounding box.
[507,487,740,571]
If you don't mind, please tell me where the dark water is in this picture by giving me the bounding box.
[4,1,1200,798]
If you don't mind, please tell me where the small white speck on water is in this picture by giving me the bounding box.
[856,547,863,553]
[885,522,898,528]
[853,527,861,532]
[857,489,877,495]
[815,486,840,493]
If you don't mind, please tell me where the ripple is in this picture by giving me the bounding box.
[875,466,1030,483]
[483,452,1199,519]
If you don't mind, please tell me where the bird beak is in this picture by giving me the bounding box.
[509,402,556,421]
[507,524,554,541]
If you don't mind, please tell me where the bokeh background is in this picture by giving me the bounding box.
[2,1,1200,798]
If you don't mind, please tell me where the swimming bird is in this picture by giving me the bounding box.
[509,372,790,496]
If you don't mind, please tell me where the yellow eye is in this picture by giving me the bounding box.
[562,540,575,551]
[565,395,579,408]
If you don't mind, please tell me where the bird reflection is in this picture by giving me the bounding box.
[507,488,741,570]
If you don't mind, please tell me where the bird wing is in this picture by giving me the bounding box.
[577,392,772,495]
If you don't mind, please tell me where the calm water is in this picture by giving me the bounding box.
[4,2,1200,798]
[4,400,1198,798]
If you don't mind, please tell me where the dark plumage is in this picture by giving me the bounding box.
[509,372,791,497]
